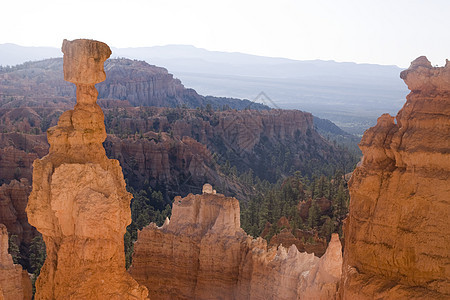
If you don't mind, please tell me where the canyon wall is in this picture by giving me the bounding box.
[26,39,148,299]
[103,106,351,190]
[0,179,33,247]
[340,57,450,299]
[130,185,343,299]
[99,59,203,107]
[0,224,31,300]
[105,134,221,191]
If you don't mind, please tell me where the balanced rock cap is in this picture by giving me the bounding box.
[62,39,112,85]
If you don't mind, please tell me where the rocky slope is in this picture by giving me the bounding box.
[26,39,148,299]
[340,57,450,299]
[130,184,343,299]
[0,224,31,300]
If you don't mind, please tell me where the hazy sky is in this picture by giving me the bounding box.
[1,0,449,67]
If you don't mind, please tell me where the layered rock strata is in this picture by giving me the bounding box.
[26,39,148,299]
[98,59,199,107]
[0,224,31,300]
[130,185,342,299]
[105,134,216,186]
[340,57,450,299]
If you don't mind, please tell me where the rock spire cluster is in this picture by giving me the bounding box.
[340,57,450,299]
[0,224,31,300]
[130,186,343,300]
[26,39,148,299]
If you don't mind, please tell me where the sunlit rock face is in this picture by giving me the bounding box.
[26,39,149,300]
[340,57,450,299]
[130,184,342,300]
[0,224,32,300]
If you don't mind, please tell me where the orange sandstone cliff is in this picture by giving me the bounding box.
[340,57,450,299]
[130,184,342,300]
[0,224,32,300]
[26,39,148,299]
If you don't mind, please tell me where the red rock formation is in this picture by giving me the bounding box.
[214,109,314,153]
[340,57,450,299]
[262,216,328,257]
[106,134,215,183]
[26,39,148,299]
[0,224,31,300]
[298,198,332,220]
[130,185,342,299]
[298,233,343,299]
[0,133,49,183]
[0,148,36,184]
[269,228,328,257]
[0,57,204,109]
[98,59,201,107]
[0,179,34,246]
[102,106,339,191]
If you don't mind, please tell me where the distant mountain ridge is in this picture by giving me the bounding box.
[0,43,61,66]
[0,43,408,134]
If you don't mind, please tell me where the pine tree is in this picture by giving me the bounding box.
[29,235,46,274]
[308,199,321,228]
[320,216,335,241]
[8,234,20,264]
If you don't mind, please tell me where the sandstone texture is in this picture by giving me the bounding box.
[340,57,450,299]
[0,224,31,300]
[26,39,148,299]
[130,185,342,299]
[0,179,34,247]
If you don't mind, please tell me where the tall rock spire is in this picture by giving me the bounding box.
[26,39,149,299]
[0,224,32,300]
[339,57,450,299]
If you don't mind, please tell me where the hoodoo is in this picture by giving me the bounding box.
[130,184,343,299]
[26,39,148,299]
[340,57,450,299]
[0,224,32,300]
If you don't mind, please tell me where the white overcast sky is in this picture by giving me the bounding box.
[1,0,449,67]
